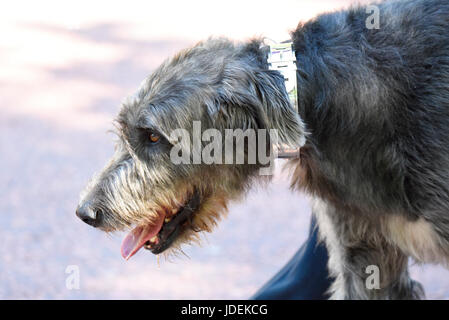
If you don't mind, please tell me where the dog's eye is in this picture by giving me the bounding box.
[148,132,161,143]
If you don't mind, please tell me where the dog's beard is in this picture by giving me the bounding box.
[120,188,230,260]
[121,189,201,259]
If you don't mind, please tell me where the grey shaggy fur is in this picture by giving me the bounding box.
[78,0,449,299]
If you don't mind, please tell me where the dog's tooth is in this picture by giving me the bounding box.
[150,236,157,243]
[172,208,178,214]
[165,217,171,223]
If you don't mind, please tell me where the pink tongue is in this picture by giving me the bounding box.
[121,214,165,260]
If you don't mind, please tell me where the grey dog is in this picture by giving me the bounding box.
[77,0,449,299]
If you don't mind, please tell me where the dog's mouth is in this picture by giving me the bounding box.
[120,190,201,260]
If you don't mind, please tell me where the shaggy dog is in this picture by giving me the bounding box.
[77,0,449,299]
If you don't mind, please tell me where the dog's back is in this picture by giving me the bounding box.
[289,0,449,298]
[292,0,449,239]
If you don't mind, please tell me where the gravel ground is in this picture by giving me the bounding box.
[1,0,448,299]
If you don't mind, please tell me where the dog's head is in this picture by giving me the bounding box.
[77,38,305,259]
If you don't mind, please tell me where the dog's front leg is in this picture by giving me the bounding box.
[312,197,425,300]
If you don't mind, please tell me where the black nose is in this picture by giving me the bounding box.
[76,202,102,227]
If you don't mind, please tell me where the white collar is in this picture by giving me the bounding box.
[267,41,298,112]
[266,41,300,159]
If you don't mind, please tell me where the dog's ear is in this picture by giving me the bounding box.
[252,68,306,148]
[210,61,306,148]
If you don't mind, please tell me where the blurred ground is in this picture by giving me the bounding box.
[0,0,448,299]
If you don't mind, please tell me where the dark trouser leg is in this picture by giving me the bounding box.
[251,216,332,300]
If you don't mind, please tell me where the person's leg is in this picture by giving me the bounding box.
[251,216,332,300]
